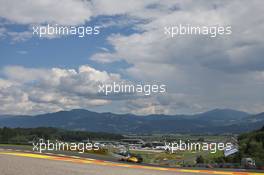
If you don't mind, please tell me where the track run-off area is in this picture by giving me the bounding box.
[0,149,263,175]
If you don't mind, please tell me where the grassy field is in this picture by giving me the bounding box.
[130,149,224,167]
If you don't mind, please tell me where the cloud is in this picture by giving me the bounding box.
[7,31,33,43]
[0,65,206,115]
[92,1,264,72]
[17,50,28,55]
[0,65,123,115]
[90,0,264,114]
[122,93,204,115]
[0,0,92,25]
[0,27,6,38]
[0,26,34,42]
[0,0,177,26]
[0,0,264,114]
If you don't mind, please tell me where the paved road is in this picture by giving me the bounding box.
[0,146,263,175]
[0,144,117,162]
[0,154,208,175]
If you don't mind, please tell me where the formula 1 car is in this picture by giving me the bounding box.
[116,152,143,163]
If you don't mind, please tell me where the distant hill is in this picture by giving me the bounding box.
[195,108,248,121]
[0,109,263,134]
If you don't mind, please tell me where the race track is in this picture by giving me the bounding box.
[0,148,263,175]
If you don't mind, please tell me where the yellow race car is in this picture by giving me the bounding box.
[118,152,143,163]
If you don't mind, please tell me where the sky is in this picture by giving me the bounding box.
[0,0,264,115]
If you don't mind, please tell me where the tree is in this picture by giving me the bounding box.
[196,155,205,164]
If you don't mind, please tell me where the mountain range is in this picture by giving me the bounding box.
[0,109,263,134]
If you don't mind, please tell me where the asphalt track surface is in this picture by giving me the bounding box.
[0,153,212,175]
[0,146,263,175]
